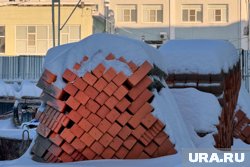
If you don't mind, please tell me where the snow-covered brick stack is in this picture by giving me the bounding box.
[233,110,250,143]
[159,39,241,148]
[32,52,176,162]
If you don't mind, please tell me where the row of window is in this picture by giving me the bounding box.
[0,25,80,54]
[117,4,228,23]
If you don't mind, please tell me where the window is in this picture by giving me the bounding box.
[16,25,80,54]
[208,5,228,22]
[0,26,5,53]
[117,5,137,22]
[182,5,203,22]
[143,5,163,23]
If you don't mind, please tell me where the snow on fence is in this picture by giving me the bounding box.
[0,55,44,82]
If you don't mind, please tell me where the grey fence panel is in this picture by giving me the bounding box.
[240,50,250,92]
[0,56,44,82]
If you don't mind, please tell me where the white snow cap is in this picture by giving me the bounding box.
[159,39,239,74]
[44,33,165,88]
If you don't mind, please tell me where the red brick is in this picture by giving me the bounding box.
[73,63,81,70]
[73,77,88,91]
[83,72,97,86]
[41,92,66,112]
[62,68,77,82]
[77,105,91,118]
[138,152,150,159]
[128,61,152,86]
[75,91,90,105]
[127,61,138,72]
[37,78,64,99]
[105,96,119,110]
[128,76,152,100]
[49,133,63,146]
[89,127,103,140]
[67,110,82,123]
[87,113,102,126]
[132,125,147,140]
[53,121,63,134]
[66,96,80,110]
[102,147,116,159]
[123,135,137,150]
[80,133,95,147]
[99,133,113,148]
[116,98,131,112]
[62,116,70,127]
[36,123,51,138]
[91,141,105,155]
[84,86,99,100]
[82,55,89,62]
[103,67,117,82]
[128,89,153,114]
[144,142,158,156]
[97,119,112,133]
[86,99,100,113]
[44,152,52,161]
[106,108,120,123]
[59,152,74,162]
[92,64,106,78]
[126,142,144,159]
[82,147,96,160]
[113,86,128,101]
[94,77,108,92]
[63,83,78,96]
[104,82,118,97]
[71,151,80,160]
[35,110,42,120]
[60,128,75,143]
[109,136,123,151]
[128,103,153,128]
[95,92,109,105]
[108,122,122,137]
[118,126,132,140]
[141,114,157,129]
[153,139,175,157]
[105,53,115,60]
[62,142,75,155]
[115,146,129,159]
[112,71,127,86]
[155,120,165,132]
[70,124,85,138]
[117,112,132,126]
[48,144,63,157]
[118,56,127,63]
[97,105,110,118]
[154,131,168,146]
[41,69,57,84]
[78,118,93,132]
[242,126,250,138]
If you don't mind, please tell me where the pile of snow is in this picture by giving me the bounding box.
[236,83,250,118]
[159,39,239,74]
[44,33,165,88]
[170,88,221,133]
[0,80,41,98]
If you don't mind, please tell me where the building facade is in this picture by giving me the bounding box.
[0,0,93,56]
[84,0,249,49]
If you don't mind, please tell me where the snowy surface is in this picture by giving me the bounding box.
[171,88,221,133]
[159,39,239,74]
[44,33,166,88]
[237,83,250,118]
[0,80,42,98]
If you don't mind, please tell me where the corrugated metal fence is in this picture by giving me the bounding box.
[240,50,250,92]
[0,56,44,82]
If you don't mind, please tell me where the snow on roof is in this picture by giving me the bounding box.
[159,39,239,74]
[171,88,221,133]
[44,33,165,88]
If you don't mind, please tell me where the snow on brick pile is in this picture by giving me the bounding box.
[159,39,239,74]
[32,34,180,162]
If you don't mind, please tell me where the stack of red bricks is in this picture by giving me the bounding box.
[32,54,176,162]
[233,110,250,144]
